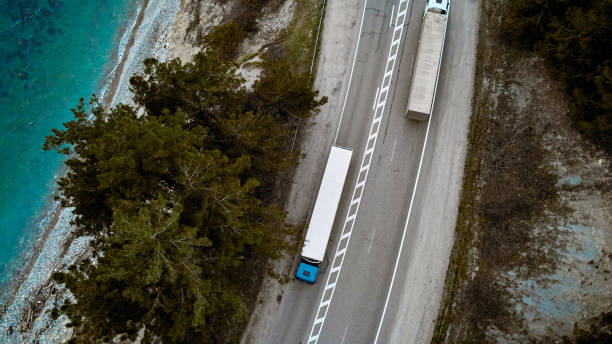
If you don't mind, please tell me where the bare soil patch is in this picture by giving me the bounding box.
[433,0,612,342]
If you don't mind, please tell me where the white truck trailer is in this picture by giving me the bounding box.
[296,145,352,283]
[405,0,449,121]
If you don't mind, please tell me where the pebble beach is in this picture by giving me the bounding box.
[0,0,183,341]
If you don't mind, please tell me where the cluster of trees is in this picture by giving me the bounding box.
[502,0,612,152]
[44,37,324,343]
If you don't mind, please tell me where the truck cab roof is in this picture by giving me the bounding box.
[296,262,318,284]
[426,0,449,15]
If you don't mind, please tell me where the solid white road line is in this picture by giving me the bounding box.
[373,3,450,341]
[308,1,368,339]
[334,0,368,146]
[373,91,432,344]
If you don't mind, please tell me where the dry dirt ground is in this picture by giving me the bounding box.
[165,0,296,89]
[433,0,612,342]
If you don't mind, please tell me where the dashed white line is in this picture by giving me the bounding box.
[390,139,397,162]
[306,1,409,343]
[390,5,395,27]
[340,326,349,344]
[373,87,380,110]
[367,226,377,254]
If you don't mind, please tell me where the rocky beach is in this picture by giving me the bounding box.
[0,0,184,341]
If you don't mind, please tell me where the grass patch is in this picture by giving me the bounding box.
[283,0,324,75]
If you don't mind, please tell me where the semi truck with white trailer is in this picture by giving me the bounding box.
[405,0,449,121]
[296,145,352,283]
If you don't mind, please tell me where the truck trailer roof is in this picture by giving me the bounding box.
[405,11,447,120]
[301,146,352,263]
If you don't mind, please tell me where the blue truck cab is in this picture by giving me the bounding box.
[296,261,319,284]
[295,146,353,284]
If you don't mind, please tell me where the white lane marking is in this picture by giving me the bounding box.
[307,1,408,343]
[373,3,451,343]
[340,326,350,344]
[389,5,395,27]
[334,0,368,145]
[373,95,431,344]
[372,87,380,110]
[367,226,377,254]
[390,139,397,162]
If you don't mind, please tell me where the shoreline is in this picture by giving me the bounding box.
[0,203,62,322]
[103,0,150,107]
[1,0,149,315]
[0,0,177,340]
[3,0,152,312]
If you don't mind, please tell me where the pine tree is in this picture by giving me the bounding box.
[43,44,325,342]
[501,0,612,151]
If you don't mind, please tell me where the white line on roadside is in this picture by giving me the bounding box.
[334,0,368,146]
[367,226,377,254]
[372,87,380,110]
[372,93,432,344]
[374,2,448,344]
[390,139,397,162]
[307,1,408,343]
[340,326,349,344]
[390,5,395,27]
[373,2,450,342]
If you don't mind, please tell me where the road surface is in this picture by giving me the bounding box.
[242,0,480,343]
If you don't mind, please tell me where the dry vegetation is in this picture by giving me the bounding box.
[432,0,611,342]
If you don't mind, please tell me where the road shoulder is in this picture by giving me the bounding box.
[240,1,364,342]
[385,0,481,342]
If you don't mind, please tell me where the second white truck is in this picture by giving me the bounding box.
[405,0,449,121]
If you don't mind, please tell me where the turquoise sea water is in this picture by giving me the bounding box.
[0,0,137,295]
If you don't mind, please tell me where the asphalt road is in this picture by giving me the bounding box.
[256,0,480,343]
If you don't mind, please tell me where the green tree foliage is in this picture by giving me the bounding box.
[44,101,204,237]
[129,54,245,126]
[252,58,327,120]
[204,22,246,61]
[502,0,612,151]
[128,53,315,177]
[44,48,324,343]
